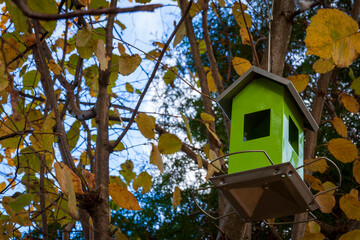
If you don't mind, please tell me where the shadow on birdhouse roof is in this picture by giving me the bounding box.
[217,66,319,132]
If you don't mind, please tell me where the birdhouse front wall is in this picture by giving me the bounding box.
[228,78,284,174]
[228,78,305,176]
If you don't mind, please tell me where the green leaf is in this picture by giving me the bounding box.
[197,40,206,54]
[163,67,178,85]
[22,70,40,90]
[114,142,125,151]
[66,120,81,152]
[158,133,182,155]
[27,0,58,33]
[173,22,186,48]
[55,197,73,226]
[351,77,360,96]
[135,113,156,139]
[76,27,93,48]
[136,0,151,3]
[5,0,28,33]
[135,89,142,94]
[125,82,134,93]
[119,160,137,185]
[80,151,89,165]
[180,113,192,144]
[89,0,108,9]
[118,53,142,76]
[133,172,152,194]
[9,194,36,212]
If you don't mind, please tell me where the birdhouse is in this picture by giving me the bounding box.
[217,66,318,177]
[193,67,339,223]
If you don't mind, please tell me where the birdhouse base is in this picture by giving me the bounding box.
[209,162,320,222]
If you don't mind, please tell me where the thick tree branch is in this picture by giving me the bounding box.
[201,0,231,139]
[11,0,162,20]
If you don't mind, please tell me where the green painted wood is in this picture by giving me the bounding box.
[228,78,304,177]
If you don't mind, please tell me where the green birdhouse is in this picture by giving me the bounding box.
[218,66,318,177]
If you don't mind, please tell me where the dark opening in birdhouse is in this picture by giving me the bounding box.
[289,116,299,154]
[243,109,270,141]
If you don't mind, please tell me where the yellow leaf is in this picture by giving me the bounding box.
[48,59,62,75]
[125,82,134,93]
[232,57,251,76]
[7,178,15,189]
[332,117,348,138]
[305,175,323,191]
[150,143,163,173]
[322,181,336,195]
[307,221,321,234]
[0,37,20,71]
[2,196,33,226]
[109,183,142,210]
[203,143,210,159]
[95,39,109,71]
[339,230,360,240]
[118,53,141,76]
[328,138,358,163]
[340,93,359,114]
[54,162,85,195]
[76,27,93,48]
[200,112,215,123]
[133,172,152,194]
[240,28,251,46]
[180,112,193,144]
[205,123,222,145]
[339,189,360,220]
[305,9,360,67]
[302,232,325,240]
[353,160,360,184]
[0,62,8,91]
[0,182,5,191]
[206,70,218,93]
[287,74,309,93]
[158,133,182,155]
[172,186,181,210]
[135,113,155,139]
[196,153,203,169]
[232,3,251,28]
[209,149,220,173]
[313,58,335,74]
[316,193,335,213]
[304,158,329,173]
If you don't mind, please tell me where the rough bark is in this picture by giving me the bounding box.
[92,0,116,238]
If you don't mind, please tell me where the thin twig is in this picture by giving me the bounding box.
[11,0,162,20]
[110,0,194,151]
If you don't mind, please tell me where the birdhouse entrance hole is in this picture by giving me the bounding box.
[289,117,299,154]
[243,109,270,141]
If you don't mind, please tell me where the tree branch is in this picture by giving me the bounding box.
[11,0,162,20]
[110,0,193,151]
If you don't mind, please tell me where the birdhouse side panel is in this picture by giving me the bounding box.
[283,91,305,177]
[228,78,285,174]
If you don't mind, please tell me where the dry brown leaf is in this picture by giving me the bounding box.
[328,138,358,163]
[172,186,181,210]
[94,39,109,71]
[339,189,360,220]
[287,74,309,93]
[353,160,360,184]
[332,117,348,138]
[150,143,163,173]
[340,93,360,114]
[209,150,220,173]
[304,158,329,173]
[48,59,62,75]
[316,193,335,213]
[313,58,335,74]
[54,162,85,195]
[82,169,95,190]
[109,182,142,210]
